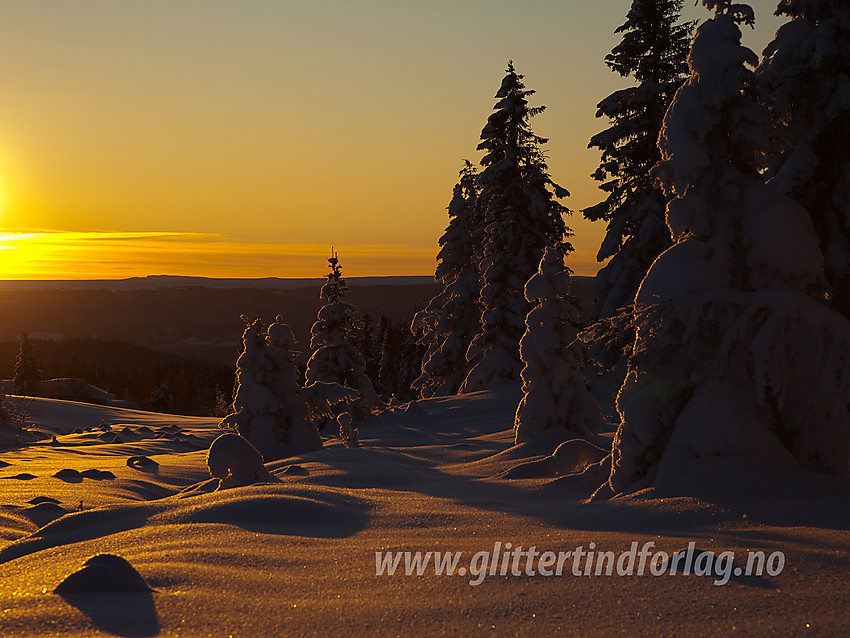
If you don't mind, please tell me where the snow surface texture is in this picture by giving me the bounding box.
[514,246,603,444]
[609,5,850,494]
[1,393,848,635]
[207,433,271,490]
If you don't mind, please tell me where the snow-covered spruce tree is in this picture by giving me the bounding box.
[461,62,572,392]
[584,0,694,320]
[606,1,850,495]
[757,0,850,319]
[221,316,323,462]
[305,253,383,416]
[413,160,482,397]
[12,333,40,396]
[515,246,603,444]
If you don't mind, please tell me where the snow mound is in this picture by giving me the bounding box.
[206,433,272,490]
[503,438,608,479]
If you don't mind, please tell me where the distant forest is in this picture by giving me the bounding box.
[0,338,234,417]
[0,308,426,417]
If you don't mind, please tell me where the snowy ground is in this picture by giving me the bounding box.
[0,391,848,636]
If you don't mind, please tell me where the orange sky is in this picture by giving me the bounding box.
[0,1,783,280]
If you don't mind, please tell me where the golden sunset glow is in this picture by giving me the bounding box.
[0,231,453,280]
[0,3,837,635]
[0,1,782,280]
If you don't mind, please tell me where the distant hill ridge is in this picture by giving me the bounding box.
[0,275,442,291]
[0,274,593,292]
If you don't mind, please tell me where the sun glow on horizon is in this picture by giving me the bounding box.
[0,229,603,281]
[0,230,441,280]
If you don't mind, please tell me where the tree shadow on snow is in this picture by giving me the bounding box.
[306,409,850,551]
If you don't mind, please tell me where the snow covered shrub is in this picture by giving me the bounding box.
[607,1,850,494]
[337,412,361,448]
[515,246,603,444]
[221,316,323,462]
[207,432,271,490]
[622,292,850,485]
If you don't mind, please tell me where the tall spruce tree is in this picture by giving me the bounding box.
[757,0,850,319]
[584,0,694,320]
[413,160,482,397]
[461,62,572,392]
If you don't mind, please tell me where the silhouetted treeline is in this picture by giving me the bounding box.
[0,338,233,417]
[351,312,424,402]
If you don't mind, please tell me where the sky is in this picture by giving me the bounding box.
[0,0,785,280]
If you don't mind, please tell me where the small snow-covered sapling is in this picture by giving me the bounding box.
[338,412,361,448]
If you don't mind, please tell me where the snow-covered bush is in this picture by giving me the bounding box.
[337,412,361,448]
[606,1,850,494]
[515,246,603,444]
[221,316,323,462]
